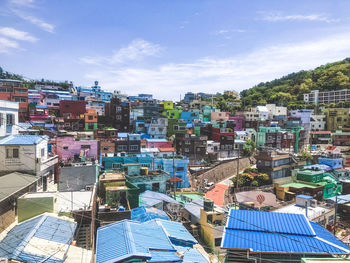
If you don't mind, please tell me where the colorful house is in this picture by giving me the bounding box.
[56,135,98,162]
[84,108,98,131]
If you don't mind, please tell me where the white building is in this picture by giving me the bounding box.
[0,100,19,137]
[310,114,326,131]
[256,106,269,120]
[206,140,220,154]
[0,135,58,190]
[266,104,287,119]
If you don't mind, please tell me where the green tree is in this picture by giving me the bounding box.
[300,150,313,162]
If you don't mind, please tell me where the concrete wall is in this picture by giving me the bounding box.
[59,165,98,191]
[0,100,19,136]
[194,157,255,189]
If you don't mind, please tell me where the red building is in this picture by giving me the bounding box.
[0,79,28,122]
[59,100,86,118]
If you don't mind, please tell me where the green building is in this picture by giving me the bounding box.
[296,169,342,199]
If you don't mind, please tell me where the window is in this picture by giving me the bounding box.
[112,163,121,169]
[63,146,69,150]
[215,238,222,247]
[6,114,14,125]
[116,115,122,120]
[103,146,109,151]
[14,97,27,102]
[157,164,163,169]
[88,115,93,120]
[6,148,19,158]
[130,145,139,151]
[184,148,189,153]
[185,140,191,145]
[81,145,91,149]
[152,183,160,191]
[176,167,184,172]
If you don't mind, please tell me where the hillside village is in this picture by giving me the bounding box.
[0,60,350,263]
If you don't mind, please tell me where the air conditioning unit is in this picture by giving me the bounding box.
[310,199,318,208]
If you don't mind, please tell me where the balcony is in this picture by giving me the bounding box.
[36,155,58,172]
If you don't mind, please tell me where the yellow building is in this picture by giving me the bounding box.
[161,100,174,110]
[199,200,225,249]
[323,108,350,132]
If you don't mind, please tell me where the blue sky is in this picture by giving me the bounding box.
[1,0,350,99]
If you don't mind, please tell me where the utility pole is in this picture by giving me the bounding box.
[173,150,176,199]
[236,142,240,190]
[334,194,338,235]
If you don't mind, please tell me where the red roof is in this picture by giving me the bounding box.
[325,146,337,151]
[170,177,182,182]
[159,147,175,152]
[312,131,331,134]
[205,184,228,207]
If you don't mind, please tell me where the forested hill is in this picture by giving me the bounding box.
[240,58,350,109]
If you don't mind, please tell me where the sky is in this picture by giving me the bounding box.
[1,0,350,100]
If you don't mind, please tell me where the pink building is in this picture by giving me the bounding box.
[29,105,49,122]
[211,112,230,122]
[229,115,245,131]
[145,139,172,149]
[56,135,98,162]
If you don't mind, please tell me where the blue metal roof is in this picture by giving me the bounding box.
[140,190,180,207]
[131,206,169,223]
[296,194,313,199]
[221,210,350,254]
[226,210,315,236]
[0,135,47,145]
[153,219,197,245]
[182,248,209,263]
[0,215,76,262]
[95,220,179,263]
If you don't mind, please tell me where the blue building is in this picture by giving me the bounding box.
[74,81,113,102]
[184,92,196,104]
[154,157,190,188]
[102,154,190,188]
[319,156,343,170]
[180,110,200,123]
[131,205,169,222]
[95,219,209,263]
[129,94,153,102]
[221,210,350,262]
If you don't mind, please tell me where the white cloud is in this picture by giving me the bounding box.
[0,27,37,42]
[9,0,35,7]
[0,37,20,53]
[215,29,245,35]
[261,12,338,23]
[11,9,55,33]
[82,32,350,100]
[80,39,162,65]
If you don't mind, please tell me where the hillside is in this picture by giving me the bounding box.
[240,58,350,109]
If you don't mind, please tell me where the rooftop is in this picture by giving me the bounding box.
[0,172,39,203]
[221,210,350,254]
[0,214,76,262]
[0,135,47,145]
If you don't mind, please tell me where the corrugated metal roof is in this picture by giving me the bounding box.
[0,214,76,262]
[95,220,177,263]
[0,135,47,145]
[131,206,169,223]
[184,199,204,220]
[0,172,39,203]
[227,210,315,236]
[140,190,180,207]
[182,248,209,263]
[148,251,181,262]
[327,194,350,204]
[153,219,197,245]
[222,210,350,254]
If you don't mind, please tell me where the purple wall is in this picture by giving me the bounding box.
[56,136,98,161]
[230,115,245,131]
